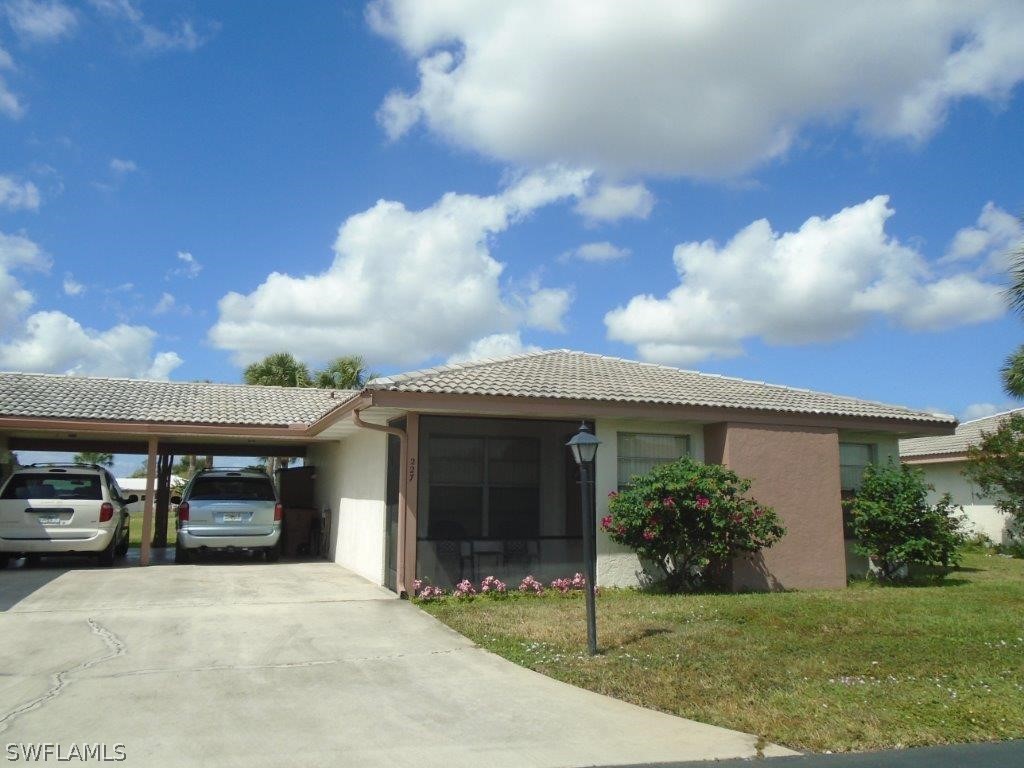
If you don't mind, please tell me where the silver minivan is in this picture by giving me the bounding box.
[174,468,282,563]
[0,464,132,568]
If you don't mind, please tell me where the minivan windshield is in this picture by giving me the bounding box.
[188,476,276,501]
[1,473,103,500]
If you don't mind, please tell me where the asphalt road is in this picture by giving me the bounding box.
[618,739,1024,768]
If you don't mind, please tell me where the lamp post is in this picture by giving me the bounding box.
[567,421,600,655]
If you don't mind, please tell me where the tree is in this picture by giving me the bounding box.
[1001,238,1024,397]
[313,356,376,389]
[964,412,1024,529]
[603,457,785,591]
[73,451,114,467]
[846,461,965,581]
[243,352,312,388]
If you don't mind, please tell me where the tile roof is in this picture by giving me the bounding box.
[0,372,358,427]
[900,408,1023,458]
[369,350,955,425]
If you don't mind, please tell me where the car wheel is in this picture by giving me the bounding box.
[115,523,129,557]
[97,533,117,567]
[174,542,190,564]
[264,544,281,563]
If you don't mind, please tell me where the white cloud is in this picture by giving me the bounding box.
[209,167,587,366]
[446,332,542,365]
[523,286,571,332]
[0,230,49,334]
[152,291,174,314]
[0,44,12,69]
[370,1,1024,178]
[0,76,24,119]
[5,0,76,43]
[89,0,213,53]
[109,157,137,174]
[62,273,83,296]
[0,175,39,210]
[961,402,1015,421]
[575,182,654,224]
[943,202,1022,270]
[0,229,179,378]
[171,251,201,279]
[0,310,183,378]
[564,241,631,263]
[605,196,1006,365]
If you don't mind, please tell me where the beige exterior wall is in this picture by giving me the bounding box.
[709,422,848,591]
[914,459,1011,544]
[307,430,388,585]
[594,418,705,587]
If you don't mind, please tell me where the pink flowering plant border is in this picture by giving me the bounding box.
[412,573,588,602]
[603,457,785,591]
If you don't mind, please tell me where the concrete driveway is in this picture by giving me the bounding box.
[0,557,794,767]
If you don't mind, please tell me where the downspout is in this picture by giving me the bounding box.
[352,403,409,597]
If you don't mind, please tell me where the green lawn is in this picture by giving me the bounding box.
[420,551,1024,753]
[127,512,176,548]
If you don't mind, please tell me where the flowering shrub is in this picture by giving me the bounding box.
[453,579,477,598]
[519,575,545,594]
[416,585,446,601]
[604,457,785,591]
[550,573,588,593]
[480,575,507,595]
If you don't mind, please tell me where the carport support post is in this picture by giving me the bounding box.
[140,438,158,566]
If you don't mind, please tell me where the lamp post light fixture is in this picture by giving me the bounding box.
[566,421,600,655]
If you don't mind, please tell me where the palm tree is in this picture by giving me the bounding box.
[73,451,114,467]
[313,355,376,389]
[243,352,312,387]
[1005,240,1024,398]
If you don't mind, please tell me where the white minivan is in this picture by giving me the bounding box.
[0,464,132,568]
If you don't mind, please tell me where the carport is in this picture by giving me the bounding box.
[0,373,360,564]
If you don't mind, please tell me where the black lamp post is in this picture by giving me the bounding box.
[567,421,600,655]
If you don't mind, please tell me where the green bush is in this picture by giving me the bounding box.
[847,461,965,581]
[603,457,785,591]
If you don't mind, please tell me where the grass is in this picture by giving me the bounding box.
[127,512,176,548]
[420,551,1024,753]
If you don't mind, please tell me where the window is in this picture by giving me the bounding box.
[839,443,876,493]
[426,435,540,539]
[617,432,690,489]
[1,473,102,500]
[188,476,276,501]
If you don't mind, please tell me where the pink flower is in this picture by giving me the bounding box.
[607,491,619,499]
[550,577,572,593]
[615,523,626,536]
[570,573,587,590]
[519,575,545,594]
[642,529,656,542]
[453,579,477,598]
[662,497,676,509]
[411,578,424,595]
[600,514,613,530]
[754,507,764,518]
[695,495,710,510]
[480,575,507,594]
[417,585,446,601]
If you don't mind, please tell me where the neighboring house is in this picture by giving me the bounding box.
[900,409,1021,544]
[0,350,955,593]
[116,475,186,515]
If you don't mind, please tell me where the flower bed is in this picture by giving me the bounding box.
[411,573,589,601]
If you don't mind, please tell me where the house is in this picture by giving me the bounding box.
[117,475,187,514]
[900,409,1021,544]
[0,350,955,593]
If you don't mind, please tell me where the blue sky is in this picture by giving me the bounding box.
[2,0,1024,446]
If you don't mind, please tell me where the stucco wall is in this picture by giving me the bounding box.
[308,430,388,585]
[915,459,1011,544]
[718,423,847,591]
[594,418,704,587]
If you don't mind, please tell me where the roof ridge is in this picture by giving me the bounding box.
[959,407,1024,427]
[369,349,559,386]
[0,371,357,396]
